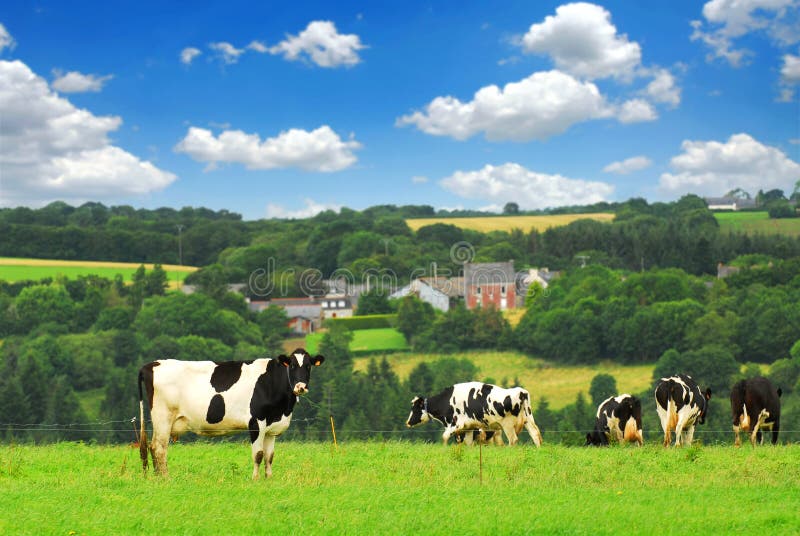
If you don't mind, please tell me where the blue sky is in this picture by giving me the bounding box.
[0,1,798,220]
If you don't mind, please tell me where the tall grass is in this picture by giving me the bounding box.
[1,441,798,534]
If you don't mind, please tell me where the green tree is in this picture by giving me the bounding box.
[127,265,147,309]
[256,305,291,340]
[589,373,617,408]
[503,202,520,215]
[15,284,75,333]
[356,288,393,315]
[396,295,435,343]
[653,345,739,394]
[145,264,169,296]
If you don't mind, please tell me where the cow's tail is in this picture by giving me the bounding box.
[521,390,543,447]
[138,368,149,474]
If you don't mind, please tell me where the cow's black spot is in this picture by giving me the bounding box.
[210,361,246,392]
[493,401,505,415]
[249,417,259,443]
[206,394,225,424]
[503,395,513,413]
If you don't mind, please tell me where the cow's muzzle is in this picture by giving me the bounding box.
[293,383,308,396]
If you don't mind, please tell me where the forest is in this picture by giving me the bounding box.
[1,195,800,444]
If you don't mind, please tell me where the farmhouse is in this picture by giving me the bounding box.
[464,261,519,310]
[390,276,464,312]
[249,297,322,335]
[704,197,756,211]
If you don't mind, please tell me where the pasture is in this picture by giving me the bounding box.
[305,328,410,355]
[405,213,615,233]
[714,211,800,237]
[0,257,197,288]
[353,351,654,410]
[1,441,798,534]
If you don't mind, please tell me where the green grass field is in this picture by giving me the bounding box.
[305,328,409,355]
[715,211,800,237]
[352,351,653,410]
[405,213,615,233]
[0,257,197,288]
[1,441,798,534]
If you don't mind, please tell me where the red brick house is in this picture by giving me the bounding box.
[464,261,518,310]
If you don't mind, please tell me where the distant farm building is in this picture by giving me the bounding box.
[704,197,756,211]
[390,276,464,312]
[464,261,520,310]
[249,297,322,335]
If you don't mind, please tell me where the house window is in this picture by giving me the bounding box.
[501,285,506,294]
[338,300,346,308]
[321,302,328,308]
[476,286,481,295]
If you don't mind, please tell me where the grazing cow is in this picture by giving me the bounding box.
[585,394,643,446]
[406,382,542,446]
[730,377,781,447]
[655,374,711,447]
[138,348,324,479]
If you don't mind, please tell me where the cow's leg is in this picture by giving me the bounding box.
[657,406,671,447]
[524,418,542,447]
[733,423,741,447]
[149,407,174,476]
[673,413,688,447]
[501,422,519,446]
[750,409,769,448]
[250,419,267,480]
[263,435,277,478]
[771,420,780,445]
[442,427,455,445]
[683,425,696,446]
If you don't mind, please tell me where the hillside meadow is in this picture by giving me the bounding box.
[715,211,800,237]
[405,213,615,233]
[1,441,798,534]
[0,257,197,288]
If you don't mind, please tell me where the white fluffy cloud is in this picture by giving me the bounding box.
[209,42,245,64]
[616,98,658,123]
[397,70,624,142]
[51,70,113,93]
[603,156,653,174]
[0,60,176,206]
[266,198,342,219]
[0,23,15,52]
[691,0,799,66]
[174,125,361,172]
[441,163,614,209]
[268,21,365,68]
[782,53,800,81]
[520,2,642,80]
[644,69,681,107]
[180,47,202,65]
[659,133,800,196]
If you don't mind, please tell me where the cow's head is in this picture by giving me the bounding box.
[585,429,608,447]
[406,396,429,427]
[698,387,712,424]
[278,348,324,396]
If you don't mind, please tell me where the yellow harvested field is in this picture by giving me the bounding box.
[405,213,615,233]
[0,257,196,271]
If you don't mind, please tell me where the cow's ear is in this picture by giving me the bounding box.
[312,355,325,366]
[704,388,712,400]
[278,355,290,367]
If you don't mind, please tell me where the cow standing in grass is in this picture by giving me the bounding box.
[138,349,323,479]
[655,374,711,447]
[406,382,542,446]
[730,377,781,447]
[586,394,643,446]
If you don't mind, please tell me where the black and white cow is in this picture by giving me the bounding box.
[138,348,323,479]
[655,374,711,447]
[585,394,643,446]
[406,382,542,446]
[730,377,781,447]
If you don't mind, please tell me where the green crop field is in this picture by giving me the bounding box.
[405,213,615,233]
[353,351,653,410]
[305,328,409,355]
[715,211,800,237]
[0,257,197,288]
[1,441,798,534]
